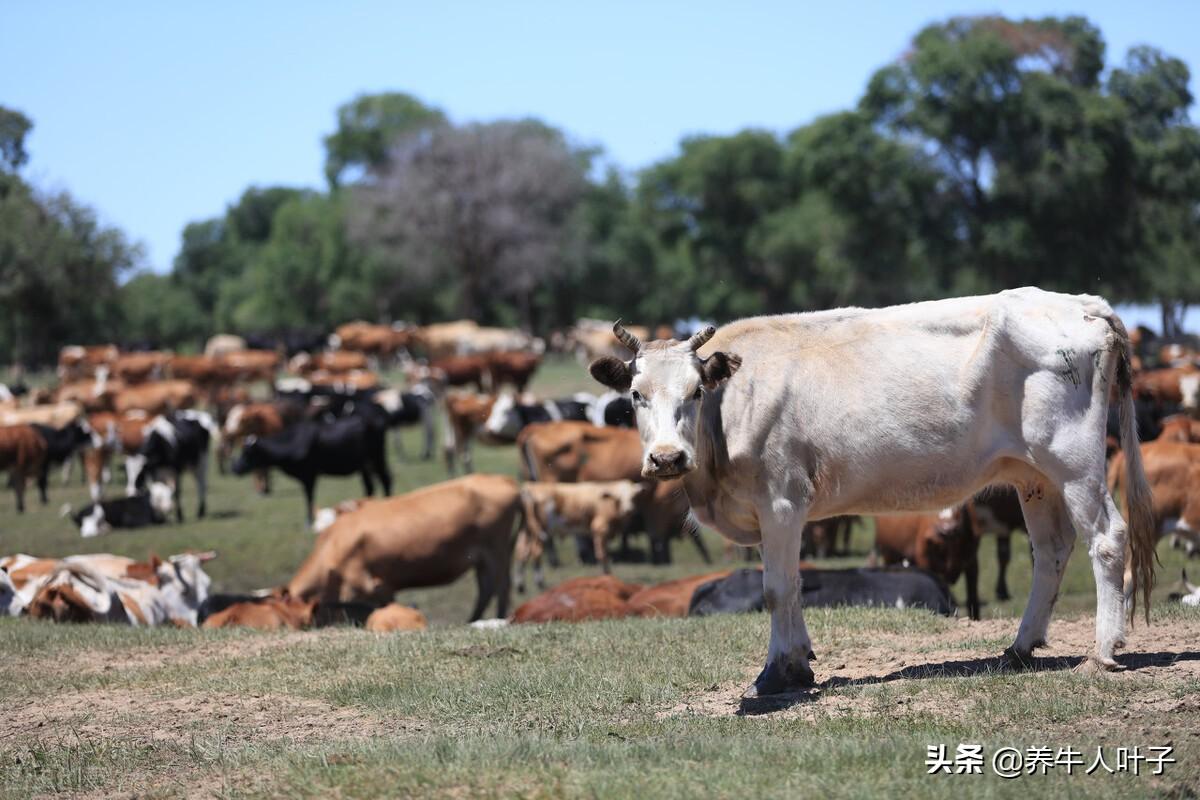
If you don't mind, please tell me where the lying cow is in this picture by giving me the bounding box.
[63,482,175,537]
[590,289,1153,697]
[510,575,643,624]
[514,480,649,591]
[287,474,520,621]
[232,408,392,525]
[689,567,956,617]
[874,505,981,620]
[202,595,317,630]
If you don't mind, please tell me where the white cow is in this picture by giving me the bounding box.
[589,288,1155,698]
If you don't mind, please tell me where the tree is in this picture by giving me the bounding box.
[323,92,447,189]
[120,272,208,349]
[0,106,32,173]
[349,119,588,325]
[1108,47,1200,336]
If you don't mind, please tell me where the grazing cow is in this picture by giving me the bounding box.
[689,567,956,617]
[232,409,392,524]
[442,392,496,475]
[625,570,734,618]
[874,506,982,620]
[510,575,642,624]
[485,351,542,392]
[590,290,1155,696]
[482,391,594,442]
[0,424,48,512]
[514,480,650,591]
[372,386,436,461]
[201,596,317,630]
[64,482,175,537]
[31,420,101,504]
[113,380,198,415]
[286,475,521,621]
[971,487,1028,601]
[365,603,428,632]
[126,411,219,521]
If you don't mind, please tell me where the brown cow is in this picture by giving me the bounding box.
[218,349,280,382]
[1109,440,1200,560]
[1156,414,1200,444]
[430,355,491,392]
[486,351,541,393]
[517,420,708,564]
[287,474,521,621]
[112,380,198,415]
[288,351,368,375]
[364,603,428,632]
[1,401,86,428]
[1133,366,1199,407]
[167,355,231,386]
[58,345,118,381]
[112,352,171,384]
[510,575,642,624]
[442,392,496,475]
[81,411,151,498]
[0,424,48,512]
[515,480,650,590]
[971,487,1028,601]
[55,378,121,412]
[625,571,734,618]
[201,596,317,630]
[333,321,412,360]
[874,505,981,619]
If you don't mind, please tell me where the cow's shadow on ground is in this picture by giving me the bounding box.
[203,510,242,520]
[737,650,1200,716]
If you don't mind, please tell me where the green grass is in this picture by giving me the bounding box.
[2,354,1198,797]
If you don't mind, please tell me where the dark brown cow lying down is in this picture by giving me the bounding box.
[511,575,642,624]
[201,596,316,631]
[287,474,521,621]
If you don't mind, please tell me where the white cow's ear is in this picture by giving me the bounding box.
[589,357,632,392]
[700,352,742,389]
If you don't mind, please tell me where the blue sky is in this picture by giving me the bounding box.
[3,1,1198,273]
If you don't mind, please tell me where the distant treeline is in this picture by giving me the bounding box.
[2,14,1199,366]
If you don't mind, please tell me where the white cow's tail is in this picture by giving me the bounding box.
[1109,313,1156,624]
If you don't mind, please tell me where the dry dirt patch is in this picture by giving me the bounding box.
[1,687,399,747]
[665,615,1200,720]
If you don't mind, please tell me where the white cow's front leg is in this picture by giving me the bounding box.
[743,503,815,698]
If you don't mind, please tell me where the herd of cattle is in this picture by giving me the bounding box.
[1,312,1199,637]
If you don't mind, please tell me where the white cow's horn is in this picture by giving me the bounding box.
[689,326,716,351]
[613,320,641,354]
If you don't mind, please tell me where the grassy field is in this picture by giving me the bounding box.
[1,355,1198,798]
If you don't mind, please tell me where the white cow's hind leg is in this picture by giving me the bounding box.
[1009,484,1076,664]
[1065,481,1128,668]
[744,504,814,698]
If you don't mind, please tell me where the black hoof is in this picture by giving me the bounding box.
[742,658,816,699]
[1003,646,1033,670]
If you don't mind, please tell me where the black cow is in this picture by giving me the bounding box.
[65,482,174,537]
[231,411,392,525]
[127,411,218,522]
[32,420,99,504]
[688,567,955,618]
[372,387,436,460]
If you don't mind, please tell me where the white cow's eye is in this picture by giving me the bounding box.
[693,387,703,400]
[631,390,643,403]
